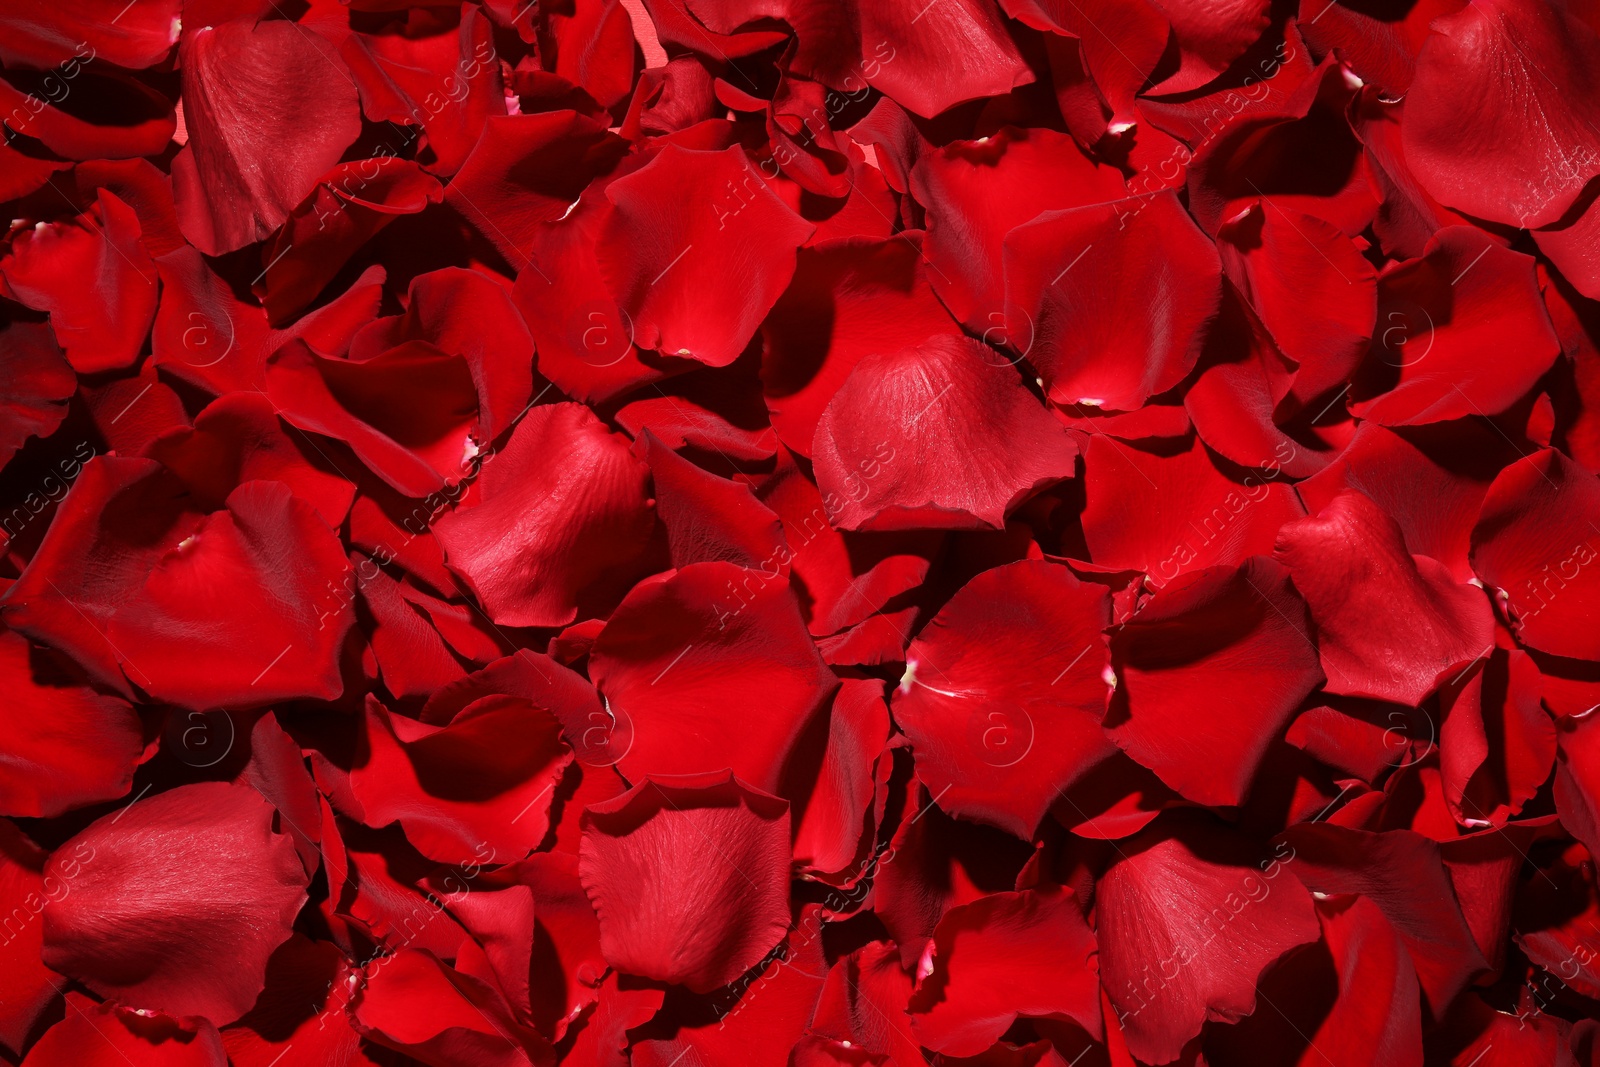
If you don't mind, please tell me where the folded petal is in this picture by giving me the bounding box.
[1004,191,1222,412]
[352,696,574,865]
[1351,228,1560,425]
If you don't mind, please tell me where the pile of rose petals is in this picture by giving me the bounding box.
[5,0,1600,1064]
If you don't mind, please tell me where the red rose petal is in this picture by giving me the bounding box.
[589,560,836,792]
[1079,432,1304,586]
[41,782,309,1025]
[352,695,573,865]
[173,19,362,255]
[21,993,227,1067]
[1096,814,1320,1065]
[813,334,1078,531]
[1403,0,1600,229]
[1471,447,1600,661]
[1276,488,1495,706]
[0,629,149,818]
[579,771,791,993]
[433,402,656,628]
[597,144,814,367]
[894,559,1114,837]
[908,886,1099,1055]
[1108,557,1323,808]
[0,322,74,474]
[0,190,157,374]
[1351,228,1560,426]
[1005,190,1222,412]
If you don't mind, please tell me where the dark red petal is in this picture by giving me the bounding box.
[1108,557,1323,807]
[0,821,59,1056]
[1438,649,1556,829]
[908,886,1098,1055]
[1298,0,1463,93]
[579,771,791,993]
[1351,228,1560,425]
[813,334,1078,531]
[1403,0,1600,229]
[0,629,149,818]
[1297,420,1514,582]
[220,936,373,1067]
[807,940,924,1066]
[1275,488,1494,706]
[1555,711,1600,860]
[151,245,383,397]
[144,392,356,528]
[359,558,472,701]
[1472,448,1600,661]
[613,371,780,461]
[1216,200,1379,408]
[340,8,504,177]
[447,112,627,267]
[1427,990,1577,1066]
[1096,814,1320,1065]
[1005,191,1222,412]
[0,68,173,162]
[1183,281,1336,478]
[433,403,655,628]
[259,158,444,325]
[894,559,1114,837]
[350,948,553,1067]
[265,337,480,500]
[492,851,607,1039]
[1184,62,1377,238]
[1514,841,1600,1003]
[637,430,788,572]
[1280,823,1489,1019]
[21,993,227,1067]
[597,144,813,366]
[352,696,573,865]
[856,0,1032,118]
[1207,893,1424,1067]
[630,908,830,1067]
[3,457,202,694]
[0,190,157,374]
[348,267,537,445]
[1079,433,1304,585]
[557,970,664,1067]
[0,321,73,471]
[589,560,836,792]
[173,19,362,255]
[874,788,1036,968]
[42,782,309,1025]
[511,192,668,405]
[791,678,890,879]
[1146,0,1271,94]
